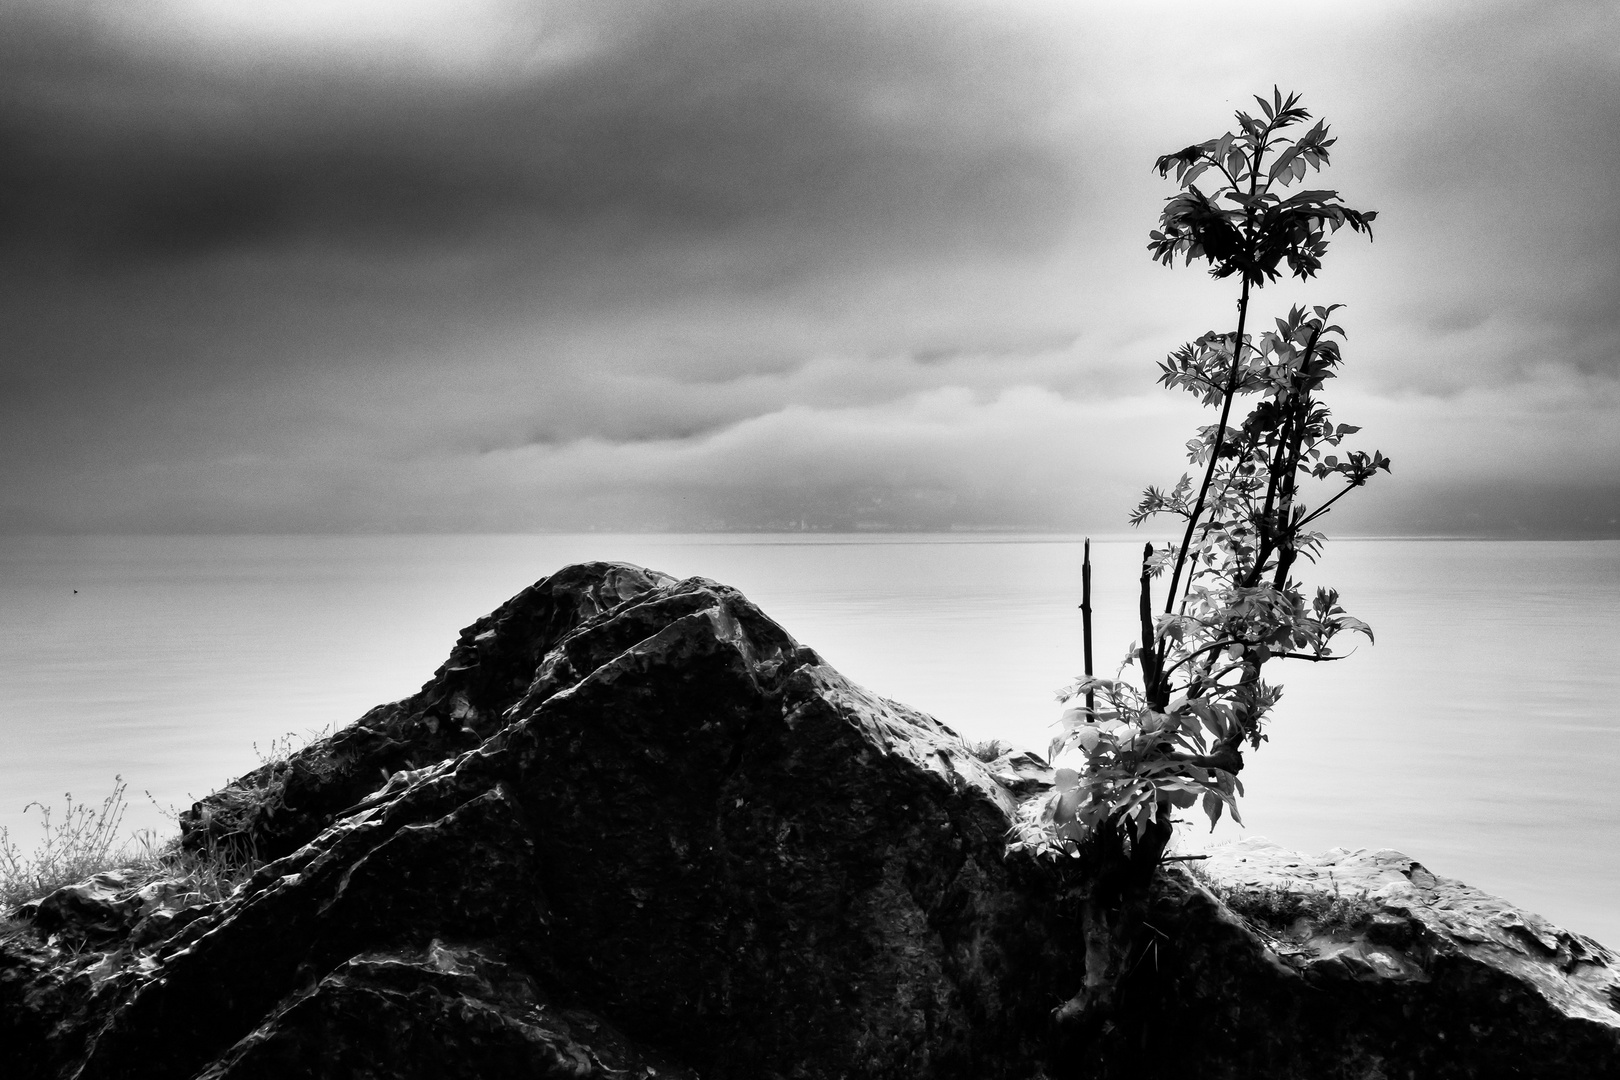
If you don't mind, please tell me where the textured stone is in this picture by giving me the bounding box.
[1085,839,1620,1078]
[1197,839,1620,1006]
[27,564,1081,1080]
[3,562,1617,1079]
[177,562,680,864]
[20,871,200,944]
[194,941,697,1080]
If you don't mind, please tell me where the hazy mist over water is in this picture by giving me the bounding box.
[2,534,1617,944]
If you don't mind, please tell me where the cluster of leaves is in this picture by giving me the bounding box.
[1147,88,1375,288]
[1006,674,1247,858]
[1011,90,1387,863]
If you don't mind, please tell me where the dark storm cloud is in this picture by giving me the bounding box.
[0,0,1072,269]
[0,0,1102,533]
[1,0,1617,537]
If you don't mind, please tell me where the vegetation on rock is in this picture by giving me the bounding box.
[1,779,257,946]
[0,728,335,932]
[1010,89,1387,1014]
[5,565,1617,1079]
[1,781,133,917]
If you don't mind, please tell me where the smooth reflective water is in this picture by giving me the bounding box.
[3,534,1616,943]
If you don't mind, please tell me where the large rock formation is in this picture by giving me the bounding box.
[1170,839,1620,1077]
[3,562,1618,1078]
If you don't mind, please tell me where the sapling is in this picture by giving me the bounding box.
[1012,89,1389,1014]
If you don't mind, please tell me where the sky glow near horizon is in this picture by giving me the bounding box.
[2,0,1617,536]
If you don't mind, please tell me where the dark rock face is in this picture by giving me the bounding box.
[9,564,1084,1080]
[192,940,701,1080]
[1146,840,1620,1079]
[5,561,1619,1079]
[177,562,682,864]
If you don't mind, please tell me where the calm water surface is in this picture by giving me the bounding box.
[3,534,1616,943]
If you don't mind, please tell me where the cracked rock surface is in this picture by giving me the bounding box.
[1124,839,1620,1078]
[4,562,1618,1079]
[8,564,1078,1080]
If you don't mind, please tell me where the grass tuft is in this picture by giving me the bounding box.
[967,738,1008,763]
[253,724,336,771]
[1187,862,1380,938]
[1,778,133,913]
[2,778,259,932]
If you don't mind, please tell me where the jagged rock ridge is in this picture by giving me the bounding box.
[2,561,1617,1079]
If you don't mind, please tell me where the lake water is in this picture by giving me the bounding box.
[3,534,1617,944]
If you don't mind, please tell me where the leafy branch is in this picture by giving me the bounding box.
[1013,90,1388,875]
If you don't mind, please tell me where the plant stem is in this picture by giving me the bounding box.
[1296,478,1361,529]
[1163,115,1279,619]
[1082,538,1095,717]
[1270,362,1317,591]
[1138,542,1166,707]
[1163,276,1252,617]
[1243,326,1323,590]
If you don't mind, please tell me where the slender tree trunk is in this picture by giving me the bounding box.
[1055,815,1174,1022]
[1245,328,1323,591]
[1138,542,1166,708]
[1163,273,1253,619]
[1270,375,1317,591]
[1081,538,1095,717]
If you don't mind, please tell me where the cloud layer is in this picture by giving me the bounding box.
[2,0,1616,536]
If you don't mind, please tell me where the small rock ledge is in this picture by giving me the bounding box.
[3,562,1617,1078]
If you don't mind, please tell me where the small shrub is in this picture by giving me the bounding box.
[1,778,132,913]
[1187,863,1379,940]
[125,829,259,907]
[2,778,259,934]
[1227,884,1375,936]
[967,738,1008,763]
[1014,89,1385,865]
[253,723,336,770]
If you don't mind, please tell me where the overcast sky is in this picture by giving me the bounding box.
[2,0,1615,536]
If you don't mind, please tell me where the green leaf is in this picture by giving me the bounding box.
[1201,791,1223,830]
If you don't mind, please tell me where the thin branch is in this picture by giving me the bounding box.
[1178,425,1263,616]
[1161,637,1242,679]
[1082,538,1095,717]
[1163,305,1249,617]
[1138,543,1166,707]
[1163,114,1281,616]
[1295,478,1361,529]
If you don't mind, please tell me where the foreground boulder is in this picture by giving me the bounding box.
[1165,839,1620,1077]
[4,562,1618,1078]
